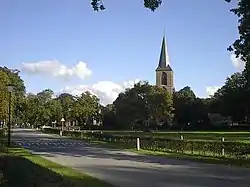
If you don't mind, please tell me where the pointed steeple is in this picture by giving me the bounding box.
[156,35,172,71]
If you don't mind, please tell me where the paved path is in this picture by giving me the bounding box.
[12,128,250,187]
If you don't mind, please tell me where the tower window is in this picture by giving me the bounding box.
[161,72,168,85]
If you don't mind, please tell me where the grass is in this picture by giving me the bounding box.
[0,146,114,187]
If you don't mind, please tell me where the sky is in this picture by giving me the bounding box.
[0,0,246,105]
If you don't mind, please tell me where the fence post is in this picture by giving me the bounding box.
[136,137,140,151]
[180,135,183,140]
[80,132,83,139]
[221,137,225,156]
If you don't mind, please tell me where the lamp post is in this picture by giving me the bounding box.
[7,84,14,147]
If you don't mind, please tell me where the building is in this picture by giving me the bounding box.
[155,35,174,93]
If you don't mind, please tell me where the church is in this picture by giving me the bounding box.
[155,35,174,93]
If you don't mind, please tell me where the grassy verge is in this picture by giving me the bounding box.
[0,146,114,187]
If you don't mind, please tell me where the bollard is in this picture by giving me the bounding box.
[80,132,84,139]
[180,135,183,140]
[136,138,140,151]
[60,130,63,136]
[221,137,225,156]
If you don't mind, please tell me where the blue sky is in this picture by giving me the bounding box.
[0,0,242,104]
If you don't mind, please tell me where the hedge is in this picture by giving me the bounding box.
[42,128,250,159]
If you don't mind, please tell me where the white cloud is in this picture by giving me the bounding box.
[21,60,92,81]
[61,79,140,105]
[230,53,245,71]
[206,86,220,97]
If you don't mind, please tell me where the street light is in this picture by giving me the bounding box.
[7,84,14,147]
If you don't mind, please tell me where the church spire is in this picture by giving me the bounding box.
[156,35,171,71]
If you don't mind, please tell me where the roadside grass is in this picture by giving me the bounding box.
[0,146,114,187]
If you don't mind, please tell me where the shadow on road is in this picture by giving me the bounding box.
[73,164,247,187]
[0,153,111,187]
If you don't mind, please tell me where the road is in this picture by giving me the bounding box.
[12,128,250,187]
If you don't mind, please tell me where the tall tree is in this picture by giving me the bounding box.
[212,72,247,122]
[0,70,10,122]
[0,67,26,125]
[227,0,250,119]
[57,93,75,121]
[173,86,209,129]
[71,91,101,128]
[113,81,173,130]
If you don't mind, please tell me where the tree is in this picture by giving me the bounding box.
[0,69,10,123]
[212,72,247,123]
[101,104,116,129]
[226,0,250,120]
[113,81,173,130]
[57,93,75,121]
[173,86,209,129]
[45,99,63,125]
[37,89,54,104]
[90,0,162,11]
[0,67,26,125]
[71,91,101,129]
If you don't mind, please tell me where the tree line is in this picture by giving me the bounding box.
[0,66,249,131]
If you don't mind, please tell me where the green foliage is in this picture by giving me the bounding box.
[212,72,248,122]
[71,91,101,127]
[173,87,209,129]
[0,67,26,125]
[90,0,162,11]
[0,70,9,121]
[113,81,173,130]
[226,0,250,121]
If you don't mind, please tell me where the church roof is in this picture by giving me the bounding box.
[156,35,173,71]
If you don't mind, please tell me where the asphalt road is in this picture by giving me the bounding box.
[11,128,250,187]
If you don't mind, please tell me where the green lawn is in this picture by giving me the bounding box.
[0,147,114,187]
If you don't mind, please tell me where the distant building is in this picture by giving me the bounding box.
[155,35,174,93]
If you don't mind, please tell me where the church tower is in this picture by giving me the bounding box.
[155,35,174,93]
